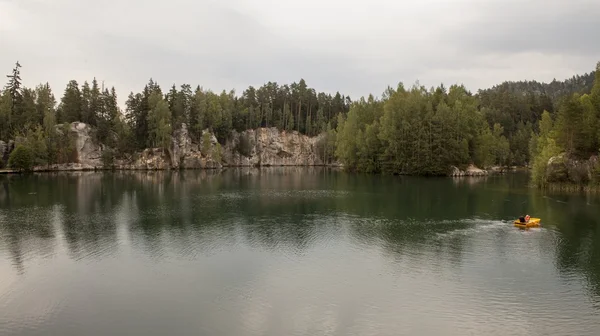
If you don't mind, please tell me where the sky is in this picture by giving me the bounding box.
[1,0,599,104]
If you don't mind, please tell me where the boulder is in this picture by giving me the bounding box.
[449,164,488,177]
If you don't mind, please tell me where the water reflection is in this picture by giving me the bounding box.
[1,169,600,335]
[1,171,599,277]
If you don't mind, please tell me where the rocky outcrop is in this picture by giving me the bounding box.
[25,122,105,171]
[449,164,488,177]
[546,153,599,184]
[170,123,192,169]
[2,123,331,172]
[69,122,103,168]
[115,126,222,170]
[116,147,221,170]
[222,128,323,167]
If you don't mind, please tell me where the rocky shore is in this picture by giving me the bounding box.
[1,122,515,177]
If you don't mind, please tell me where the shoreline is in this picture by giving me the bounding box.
[0,164,342,175]
[0,165,527,177]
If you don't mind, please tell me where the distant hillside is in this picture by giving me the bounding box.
[478,71,596,102]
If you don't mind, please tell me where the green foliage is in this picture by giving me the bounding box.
[590,62,600,113]
[202,132,212,157]
[336,83,502,175]
[17,126,48,166]
[8,144,33,171]
[316,122,337,164]
[474,127,496,168]
[48,124,78,164]
[529,68,600,188]
[235,133,252,157]
[554,94,586,157]
[531,137,562,187]
[592,161,600,186]
[147,91,172,150]
[214,143,222,163]
[509,122,533,166]
[0,90,12,140]
[101,149,115,169]
[58,80,82,123]
[3,60,599,180]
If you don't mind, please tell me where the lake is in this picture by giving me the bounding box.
[1,169,599,335]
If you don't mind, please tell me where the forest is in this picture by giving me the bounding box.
[1,61,599,185]
[336,65,599,178]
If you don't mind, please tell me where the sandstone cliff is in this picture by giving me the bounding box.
[110,125,323,170]
[223,128,323,167]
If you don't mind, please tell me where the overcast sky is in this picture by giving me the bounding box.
[1,0,599,103]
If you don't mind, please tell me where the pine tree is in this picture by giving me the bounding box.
[554,94,585,157]
[58,80,82,123]
[89,78,101,126]
[4,61,22,117]
[147,91,171,150]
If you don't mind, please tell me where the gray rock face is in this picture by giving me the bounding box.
[171,123,192,169]
[546,153,598,184]
[70,122,103,168]
[39,122,103,170]
[14,122,324,171]
[223,128,323,167]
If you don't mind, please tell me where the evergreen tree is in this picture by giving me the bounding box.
[4,61,22,117]
[554,94,585,157]
[147,91,171,150]
[58,80,82,123]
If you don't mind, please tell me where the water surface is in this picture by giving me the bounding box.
[1,169,599,335]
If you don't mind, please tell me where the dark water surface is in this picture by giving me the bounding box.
[1,169,599,335]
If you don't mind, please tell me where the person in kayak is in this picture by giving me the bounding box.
[518,215,531,223]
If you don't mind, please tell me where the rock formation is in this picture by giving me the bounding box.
[546,153,599,184]
[70,122,103,168]
[222,128,323,167]
[449,164,489,177]
[111,125,323,170]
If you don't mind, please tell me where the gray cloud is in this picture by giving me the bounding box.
[0,0,598,105]
[441,0,600,55]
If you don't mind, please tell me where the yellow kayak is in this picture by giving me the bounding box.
[513,217,541,228]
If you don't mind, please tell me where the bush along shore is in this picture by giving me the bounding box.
[1,61,599,180]
[528,63,600,191]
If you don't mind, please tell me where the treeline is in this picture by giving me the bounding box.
[529,63,600,187]
[477,71,595,166]
[480,72,595,101]
[124,79,350,150]
[334,64,598,175]
[2,60,598,176]
[0,61,350,169]
[335,84,510,175]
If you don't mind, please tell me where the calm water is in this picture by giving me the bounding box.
[1,169,599,335]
